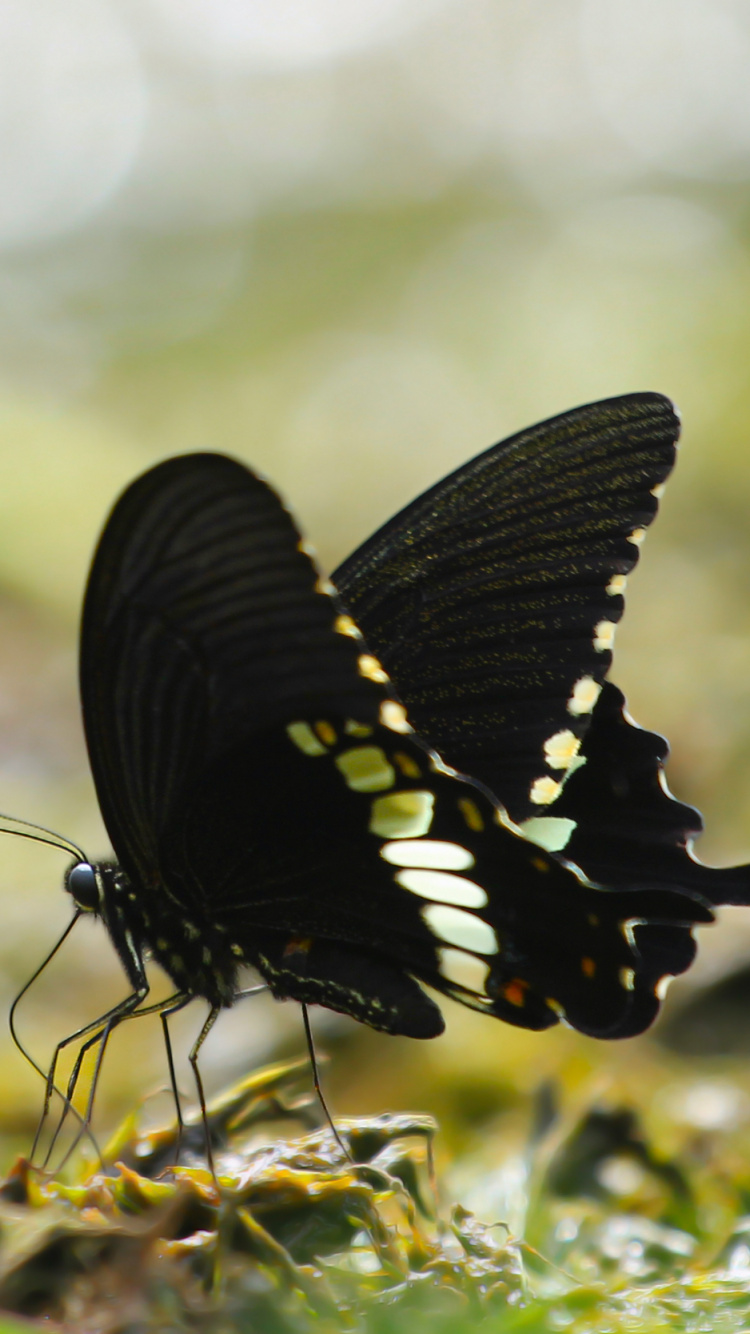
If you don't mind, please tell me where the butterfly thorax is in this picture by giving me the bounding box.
[82,861,240,1007]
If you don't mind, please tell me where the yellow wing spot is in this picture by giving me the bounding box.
[619,967,636,991]
[531,856,550,873]
[286,722,327,757]
[546,997,566,1018]
[529,776,563,806]
[283,936,313,958]
[502,978,528,1007]
[581,956,596,978]
[170,954,184,972]
[593,619,616,652]
[380,700,412,733]
[156,938,168,951]
[202,947,212,964]
[394,751,421,778]
[628,527,647,546]
[345,719,374,737]
[358,654,390,684]
[370,790,435,838]
[231,944,244,958]
[315,576,336,596]
[334,614,362,639]
[314,720,337,747]
[651,482,666,499]
[544,729,582,771]
[588,914,599,928]
[336,745,395,792]
[458,797,484,832]
[607,574,627,597]
[656,974,674,999]
[567,675,601,716]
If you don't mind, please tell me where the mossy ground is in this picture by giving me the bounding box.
[1,1055,750,1333]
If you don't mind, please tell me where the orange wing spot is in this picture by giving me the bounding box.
[394,751,421,778]
[314,720,337,746]
[531,856,549,873]
[283,936,313,958]
[502,978,528,1007]
[581,956,596,978]
[458,797,484,832]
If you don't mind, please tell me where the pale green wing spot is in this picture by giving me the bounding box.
[335,746,396,792]
[519,816,577,853]
[286,722,327,757]
[438,947,492,992]
[396,868,488,909]
[370,791,434,838]
[422,904,499,954]
[380,839,474,870]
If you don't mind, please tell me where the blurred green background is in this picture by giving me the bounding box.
[2,0,750,1183]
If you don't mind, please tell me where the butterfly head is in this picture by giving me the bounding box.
[65,861,102,914]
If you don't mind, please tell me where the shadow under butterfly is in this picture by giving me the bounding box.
[8,391,750,1168]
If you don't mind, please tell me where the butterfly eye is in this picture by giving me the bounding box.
[65,862,99,911]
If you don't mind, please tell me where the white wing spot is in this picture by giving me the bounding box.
[628,528,647,546]
[286,722,327,757]
[422,903,499,954]
[370,790,434,838]
[544,729,582,771]
[381,839,474,870]
[651,483,666,500]
[593,619,616,652]
[379,700,412,733]
[519,816,576,852]
[567,676,601,716]
[336,746,395,792]
[607,574,627,596]
[438,948,491,992]
[656,974,674,1000]
[315,576,336,596]
[529,776,563,806]
[397,868,488,908]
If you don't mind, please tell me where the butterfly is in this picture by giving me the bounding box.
[41,384,748,1122]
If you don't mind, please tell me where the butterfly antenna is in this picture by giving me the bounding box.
[301,1004,351,1162]
[0,813,86,863]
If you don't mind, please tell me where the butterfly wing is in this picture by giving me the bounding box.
[80,452,713,1041]
[334,393,750,907]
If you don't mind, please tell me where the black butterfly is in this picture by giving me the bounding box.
[24,391,750,1153]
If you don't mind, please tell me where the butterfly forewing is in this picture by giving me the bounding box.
[335,393,750,909]
[334,392,677,822]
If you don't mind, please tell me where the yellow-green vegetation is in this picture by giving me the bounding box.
[2,1055,750,1332]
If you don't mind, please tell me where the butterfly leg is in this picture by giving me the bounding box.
[187,1004,221,1180]
[34,981,150,1167]
[301,1003,351,1163]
